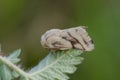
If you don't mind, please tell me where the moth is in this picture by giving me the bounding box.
[41,26,94,51]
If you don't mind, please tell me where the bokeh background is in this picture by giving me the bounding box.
[0,0,120,80]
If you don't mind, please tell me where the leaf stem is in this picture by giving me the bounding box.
[0,56,28,78]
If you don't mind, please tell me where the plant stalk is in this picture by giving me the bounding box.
[0,56,28,78]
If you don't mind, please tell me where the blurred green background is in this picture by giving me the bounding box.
[0,0,120,80]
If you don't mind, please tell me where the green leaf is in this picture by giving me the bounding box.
[7,49,21,64]
[12,71,20,78]
[0,49,84,80]
[0,49,21,80]
[28,49,84,80]
[0,64,12,80]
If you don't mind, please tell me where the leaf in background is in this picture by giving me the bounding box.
[0,64,12,80]
[28,49,84,80]
[7,49,21,64]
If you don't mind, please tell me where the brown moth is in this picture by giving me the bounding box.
[41,26,94,51]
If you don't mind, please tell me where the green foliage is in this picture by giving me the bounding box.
[0,49,21,80]
[0,64,12,80]
[28,50,83,80]
[6,49,21,64]
[0,49,83,80]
